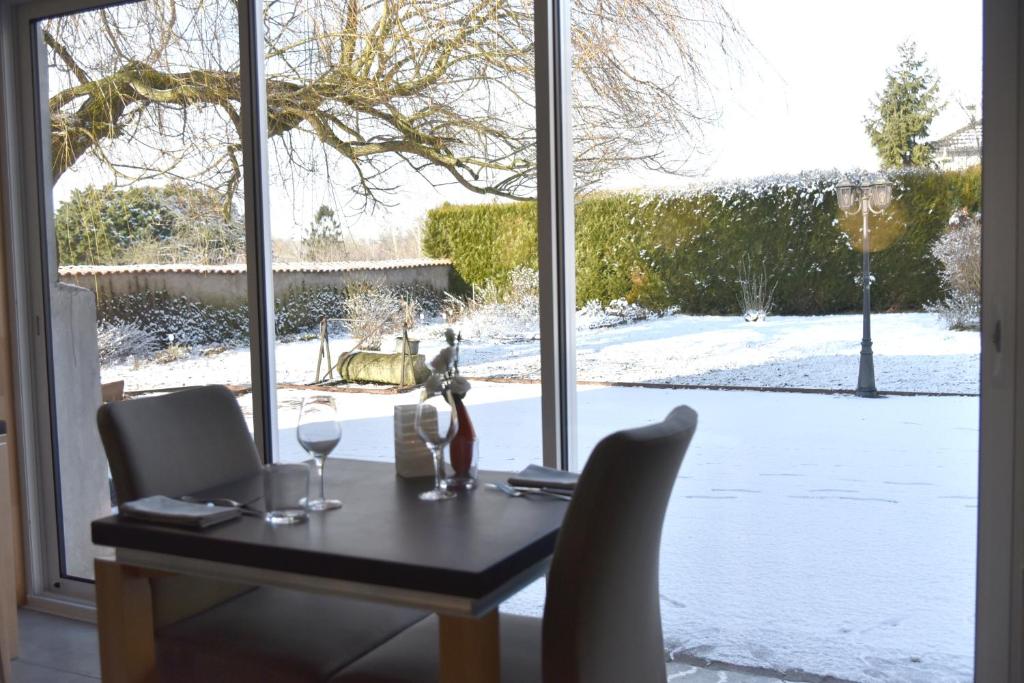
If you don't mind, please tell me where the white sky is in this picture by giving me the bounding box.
[315,0,984,240]
[53,0,983,243]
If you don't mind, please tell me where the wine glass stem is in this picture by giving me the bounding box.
[431,446,444,492]
[316,456,326,501]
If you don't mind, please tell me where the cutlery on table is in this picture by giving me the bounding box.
[179,495,264,517]
[485,482,572,501]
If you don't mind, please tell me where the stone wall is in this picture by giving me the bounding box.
[59,259,453,307]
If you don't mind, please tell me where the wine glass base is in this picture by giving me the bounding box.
[419,488,456,501]
[305,498,343,511]
[265,509,308,525]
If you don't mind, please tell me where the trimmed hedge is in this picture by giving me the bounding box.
[423,168,981,314]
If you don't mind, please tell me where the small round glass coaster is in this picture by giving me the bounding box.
[419,487,456,502]
[265,508,309,525]
[304,497,342,511]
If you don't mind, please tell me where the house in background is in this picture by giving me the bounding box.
[932,120,983,170]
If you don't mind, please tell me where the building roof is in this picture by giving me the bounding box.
[932,121,983,156]
[58,258,451,277]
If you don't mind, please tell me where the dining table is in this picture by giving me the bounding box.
[90,458,569,683]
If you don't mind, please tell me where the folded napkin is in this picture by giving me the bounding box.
[508,464,579,491]
[119,495,242,529]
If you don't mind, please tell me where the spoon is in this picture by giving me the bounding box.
[485,482,524,497]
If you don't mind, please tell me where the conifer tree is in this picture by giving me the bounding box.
[864,41,943,168]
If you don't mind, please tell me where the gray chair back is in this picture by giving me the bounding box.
[97,384,262,504]
[96,385,263,626]
[542,405,697,683]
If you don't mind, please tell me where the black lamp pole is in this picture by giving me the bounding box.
[837,177,891,398]
[855,196,878,397]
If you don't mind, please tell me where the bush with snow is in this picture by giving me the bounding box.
[927,209,981,330]
[736,255,777,322]
[447,266,540,342]
[342,282,408,350]
[96,322,159,365]
[576,298,654,329]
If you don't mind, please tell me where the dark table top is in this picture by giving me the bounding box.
[92,459,568,600]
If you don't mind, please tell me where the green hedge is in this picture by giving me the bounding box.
[423,167,981,314]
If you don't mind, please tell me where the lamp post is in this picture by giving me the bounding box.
[836,177,892,398]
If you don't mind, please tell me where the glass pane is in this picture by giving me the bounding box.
[263,0,541,478]
[572,1,980,681]
[40,0,251,581]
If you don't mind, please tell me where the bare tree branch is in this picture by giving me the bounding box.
[44,0,745,204]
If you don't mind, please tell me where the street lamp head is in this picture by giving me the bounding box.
[868,179,892,211]
[836,178,859,212]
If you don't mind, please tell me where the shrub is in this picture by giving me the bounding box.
[576,298,655,329]
[275,287,346,337]
[447,266,540,342]
[342,282,405,350]
[736,255,777,322]
[423,167,981,315]
[927,208,981,330]
[96,322,159,365]
[55,183,245,266]
[96,291,250,348]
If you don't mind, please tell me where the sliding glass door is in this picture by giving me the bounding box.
[21,0,254,596]
[567,1,983,681]
[13,0,559,604]
[261,0,544,472]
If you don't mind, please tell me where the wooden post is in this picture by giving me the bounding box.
[94,559,157,683]
[315,318,326,382]
[438,610,500,683]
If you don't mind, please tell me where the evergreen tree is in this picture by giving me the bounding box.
[864,41,944,168]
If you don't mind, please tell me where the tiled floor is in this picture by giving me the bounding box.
[12,610,100,681]
[10,608,789,683]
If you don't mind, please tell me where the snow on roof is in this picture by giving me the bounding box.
[932,121,982,156]
[58,258,452,276]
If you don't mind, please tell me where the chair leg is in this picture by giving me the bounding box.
[95,559,157,683]
[438,610,500,683]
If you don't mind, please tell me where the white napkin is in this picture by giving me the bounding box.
[508,464,579,491]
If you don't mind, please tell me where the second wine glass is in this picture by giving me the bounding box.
[415,381,459,501]
[296,395,343,511]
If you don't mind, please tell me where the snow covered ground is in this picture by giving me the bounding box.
[250,383,978,683]
[103,311,980,682]
[104,311,980,395]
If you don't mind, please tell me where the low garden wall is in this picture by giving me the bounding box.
[60,259,452,308]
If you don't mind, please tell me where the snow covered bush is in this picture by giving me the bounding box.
[447,266,539,342]
[736,255,777,322]
[97,291,250,349]
[96,322,158,365]
[342,282,405,350]
[275,287,345,337]
[927,209,981,330]
[576,298,654,329]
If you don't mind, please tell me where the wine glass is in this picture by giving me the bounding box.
[296,395,343,511]
[415,383,459,501]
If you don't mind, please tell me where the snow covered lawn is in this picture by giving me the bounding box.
[253,381,978,683]
[104,311,979,395]
[105,311,979,681]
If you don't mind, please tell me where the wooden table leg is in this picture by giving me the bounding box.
[94,559,157,683]
[438,609,500,683]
